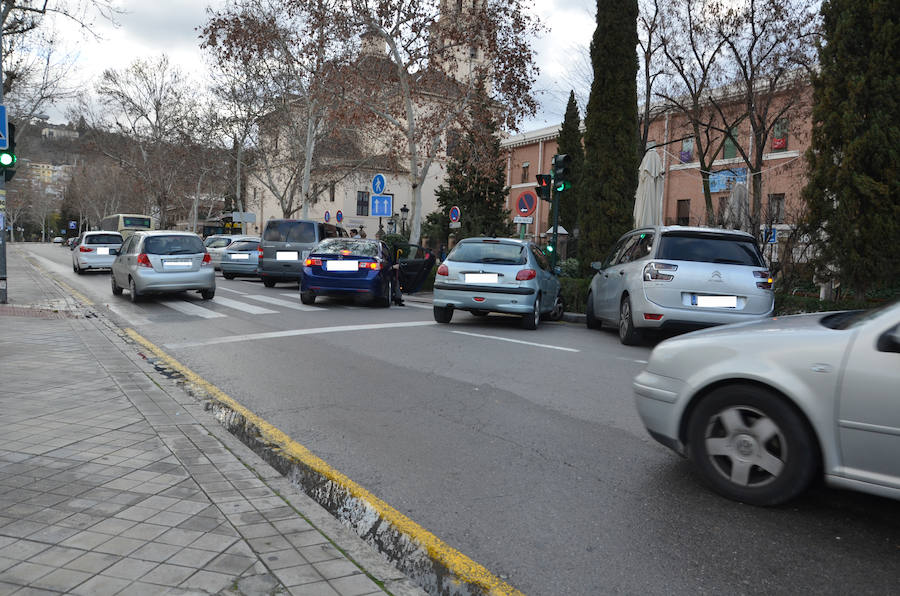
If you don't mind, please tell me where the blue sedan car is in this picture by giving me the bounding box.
[301,238,400,306]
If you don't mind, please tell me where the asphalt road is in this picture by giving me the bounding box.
[21,242,900,595]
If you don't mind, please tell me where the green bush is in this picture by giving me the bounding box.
[559,277,592,313]
[774,293,890,316]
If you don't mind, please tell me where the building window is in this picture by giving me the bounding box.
[723,128,738,159]
[772,119,789,151]
[329,183,335,202]
[680,137,694,163]
[356,191,369,216]
[521,162,530,184]
[677,199,691,226]
[768,193,785,224]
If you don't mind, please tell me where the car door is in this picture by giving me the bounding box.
[837,314,900,488]
[395,243,436,294]
[530,244,557,311]
[597,233,639,321]
[112,235,134,285]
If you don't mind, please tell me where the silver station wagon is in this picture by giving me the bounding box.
[111,231,215,302]
[432,237,564,330]
[586,226,774,344]
[71,231,123,273]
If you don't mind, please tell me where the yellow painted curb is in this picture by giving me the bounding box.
[124,328,525,596]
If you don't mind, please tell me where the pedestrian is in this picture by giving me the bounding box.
[351,228,361,239]
[359,227,367,239]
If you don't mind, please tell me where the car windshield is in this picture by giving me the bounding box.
[143,235,205,255]
[228,241,259,252]
[656,233,764,266]
[315,238,380,257]
[447,241,526,265]
[820,298,900,330]
[264,221,316,243]
[85,234,122,245]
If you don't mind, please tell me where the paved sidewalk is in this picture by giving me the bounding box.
[0,249,424,595]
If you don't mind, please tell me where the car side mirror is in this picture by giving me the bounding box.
[590,261,604,272]
[876,326,900,353]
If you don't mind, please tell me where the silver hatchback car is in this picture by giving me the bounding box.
[72,231,123,273]
[586,226,774,344]
[111,231,215,302]
[432,237,564,330]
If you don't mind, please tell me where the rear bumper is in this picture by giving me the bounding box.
[433,285,536,315]
[220,262,259,275]
[133,269,215,294]
[301,271,382,295]
[75,255,116,269]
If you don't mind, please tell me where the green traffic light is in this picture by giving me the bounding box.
[0,152,15,167]
[546,244,554,253]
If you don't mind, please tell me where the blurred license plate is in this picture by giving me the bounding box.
[693,295,737,308]
[97,247,109,255]
[277,251,299,261]
[230,254,249,260]
[164,260,191,269]
[326,260,358,271]
[466,273,498,283]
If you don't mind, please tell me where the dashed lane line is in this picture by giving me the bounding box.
[450,330,580,353]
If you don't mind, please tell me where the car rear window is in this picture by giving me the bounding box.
[229,241,259,252]
[143,235,205,255]
[264,221,316,243]
[205,238,232,248]
[85,234,122,245]
[656,233,764,267]
[447,241,526,265]
[315,238,380,257]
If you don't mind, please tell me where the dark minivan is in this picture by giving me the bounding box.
[259,219,348,287]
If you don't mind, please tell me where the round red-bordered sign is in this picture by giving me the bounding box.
[324,211,331,222]
[516,191,537,217]
[449,205,461,222]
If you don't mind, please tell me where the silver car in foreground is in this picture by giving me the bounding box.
[111,231,215,302]
[634,298,900,505]
[432,237,564,330]
[71,231,123,273]
[586,226,774,344]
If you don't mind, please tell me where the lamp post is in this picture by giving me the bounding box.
[400,203,409,236]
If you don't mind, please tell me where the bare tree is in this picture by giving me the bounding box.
[637,0,667,150]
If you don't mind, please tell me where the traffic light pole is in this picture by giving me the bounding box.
[550,187,560,269]
[0,29,7,304]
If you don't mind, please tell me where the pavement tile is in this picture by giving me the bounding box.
[177,515,222,533]
[27,546,84,568]
[139,562,195,586]
[299,543,344,564]
[285,531,329,549]
[156,528,204,547]
[101,557,158,580]
[119,580,172,595]
[68,573,132,596]
[273,563,325,587]
[114,506,157,523]
[92,536,145,556]
[88,517,137,536]
[0,561,55,584]
[205,552,256,575]
[63,552,121,574]
[119,523,168,542]
[25,524,81,543]
[30,567,93,592]
[313,559,364,581]
[0,520,45,538]
[248,534,293,554]
[0,582,18,596]
[288,582,340,596]
[0,558,15,573]
[260,548,307,570]
[188,533,237,553]
[329,573,383,596]
[178,569,232,593]
[237,522,279,540]
[128,542,182,563]
[0,541,48,561]
[166,547,216,568]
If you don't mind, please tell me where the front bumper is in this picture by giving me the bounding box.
[633,370,687,455]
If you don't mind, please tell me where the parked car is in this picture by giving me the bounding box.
[220,238,261,280]
[111,231,215,303]
[634,298,900,506]
[301,238,406,306]
[585,226,774,345]
[204,234,258,270]
[72,231,123,274]
[259,219,348,287]
[66,237,77,248]
[52,236,64,244]
[432,237,564,330]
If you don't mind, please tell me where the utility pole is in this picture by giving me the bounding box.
[0,24,7,304]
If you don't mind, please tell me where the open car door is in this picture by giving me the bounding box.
[395,243,436,294]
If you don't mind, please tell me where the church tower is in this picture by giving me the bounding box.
[434,0,489,84]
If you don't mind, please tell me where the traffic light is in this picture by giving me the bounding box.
[1,123,16,181]
[545,242,555,254]
[551,153,571,192]
[535,174,551,202]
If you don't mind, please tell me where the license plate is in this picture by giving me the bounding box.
[230,254,249,260]
[326,260,358,271]
[277,251,299,261]
[97,247,110,255]
[466,273,498,284]
[693,295,737,308]
[164,260,192,269]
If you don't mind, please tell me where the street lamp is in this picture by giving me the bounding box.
[400,204,409,235]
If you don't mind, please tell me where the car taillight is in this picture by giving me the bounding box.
[516,269,537,281]
[305,258,322,266]
[137,253,152,268]
[643,262,677,281]
[359,261,381,270]
[754,270,774,290]
[258,246,264,258]
[202,253,212,266]
[437,264,449,276]
[79,246,93,252]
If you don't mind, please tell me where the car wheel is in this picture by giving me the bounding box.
[300,291,316,305]
[111,274,123,296]
[128,278,141,303]
[585,291,602,330]
[521,294,540,330]
[200,289,215,300]
[686,385,819,506]
[433,304,453,324]
[618,296,642,345]
[263,279,276,288]
[544,293,564,321]
[223,272,235,280]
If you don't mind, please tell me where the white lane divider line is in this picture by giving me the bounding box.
[449,330,580,353]
[217,286,248,295]
[243,294,321,312]
[165,321,436,349]
[160,300,227,319]
[615,356,648,364]
[212,296,278,315]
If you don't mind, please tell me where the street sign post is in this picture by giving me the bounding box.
[371,195,392,217]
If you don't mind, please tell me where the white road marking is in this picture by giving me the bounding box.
[404,302,432,310]
[279,292,362,309]
[212,296,278,315]
[616,356,648,364]
[242,294,321,312]
[449,330,580,353]
[164,321,436,349]
[106,304,151,326]
[217,286,248,295]
[160,300,227,319]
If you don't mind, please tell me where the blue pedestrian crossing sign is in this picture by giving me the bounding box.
[372,174,386,195]
[0,106,8,151]
[370,194,392,217]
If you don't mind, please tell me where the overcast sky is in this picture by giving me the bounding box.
[47,0,596,131]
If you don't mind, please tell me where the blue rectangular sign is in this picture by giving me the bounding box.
[0,106,7,150]
[370,194,393,217]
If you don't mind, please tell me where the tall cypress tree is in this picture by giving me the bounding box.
[556,91,584,240]
[579,0,640,269]
[802,0,899,296]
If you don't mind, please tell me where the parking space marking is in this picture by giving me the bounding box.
[160,300,227,319]
[212,296,279,315]
[164,320,436,349]
[449,330,580,353]
[242,294,321,312]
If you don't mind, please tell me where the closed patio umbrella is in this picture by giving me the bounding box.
[633,149,663,228]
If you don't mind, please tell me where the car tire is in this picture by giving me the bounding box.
[300,291,316,305]
[111,274,123,296]
[618,296,642,345]
[263,279,276,288]
[433,304,453,324]
[544,293,564,321]
[128,278,141,303]
[223,272,235,280]
[521,294,540,330]
[200,289,215,300]
[585,291,602,330]
[686,384,819,506]
[378,279,392,308]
